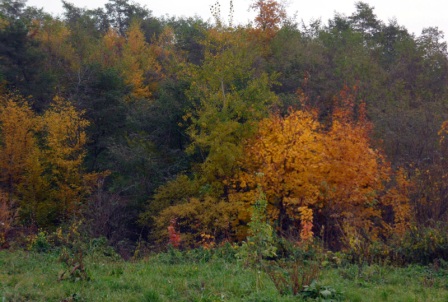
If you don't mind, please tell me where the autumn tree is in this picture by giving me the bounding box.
[0,94,40,232]
[248,0,287,58]
[41,96,91,221]
[0,94,40,198]
[250,0,286,40]
[120,20,159,99]
[34,18,78,76]
[231,87,410,248]
[0,93,96,227]
[99,21,161,100]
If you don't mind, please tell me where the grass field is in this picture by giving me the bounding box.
[1,248,448,302]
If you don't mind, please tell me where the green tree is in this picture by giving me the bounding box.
[184,27,278,196]
[146,26,278,245]
[0,1,53,110]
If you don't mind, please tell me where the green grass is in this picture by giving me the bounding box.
[1,249,447,301]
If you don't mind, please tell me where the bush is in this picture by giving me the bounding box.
[264,259,321,296]
[27,230,52,253]
[392,223,448,264]
[275,236,324,262]
[236,189,277,267]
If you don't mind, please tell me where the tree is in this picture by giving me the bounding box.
[80,65,127,171]
[232,108,324,235]
[120,21,160,99]
[99,21,160,100]
[0,93,96,227]
[104,0,150,36]
[0,94,46,225]
[231,87,409,248]
[34,18,78,86]
[184,27,278,196]
[146,26,278,245]
[0,3,52,110]
[349,2,381,43]
[250,0,286,40]
[167,17,207,65]
[0,94,40,199]
[42,96,90,221]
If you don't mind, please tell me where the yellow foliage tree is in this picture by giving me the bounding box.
[231,109,324,229]
[34,19,78,71]
[100,28,125,67]
[100,22,161,100]
[120,21,154,99]
[42,96,90,220]
[0,93,96,227]
[0,94,40,198]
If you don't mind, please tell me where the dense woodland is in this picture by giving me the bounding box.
[1,0,448,263]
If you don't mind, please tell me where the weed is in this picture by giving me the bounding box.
[264,259,321,296]
[236,188,277,268]
[143,290,161,302]
[27,230,52,252]
[1,249,448,301]
[58,246,89,281]
[301,280,343,301]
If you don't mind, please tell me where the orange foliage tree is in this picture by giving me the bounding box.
[231,87,410,247]
[250,0,286,45]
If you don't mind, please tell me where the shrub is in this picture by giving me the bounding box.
[392,223,448,264]
[236,188,277,267]
[264,259,321,296]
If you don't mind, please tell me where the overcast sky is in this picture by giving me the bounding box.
[26,0,448,39]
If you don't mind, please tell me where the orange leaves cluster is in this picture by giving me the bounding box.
[235,109,323,224]
[250,0,286,40]
[298,206,314,242]
[232,88,410,244]
[382,168,412,235]
[167,218,181,248]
